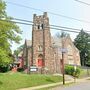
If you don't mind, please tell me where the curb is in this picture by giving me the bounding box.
[18,77,90,90]
[18,80,73,90]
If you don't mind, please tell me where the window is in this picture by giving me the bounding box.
[41,24,43,29]
[38,25,40,29]
[38,45,43,51]
[37,24,44,30]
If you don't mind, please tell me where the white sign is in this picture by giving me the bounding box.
[30,66,38,72]
[60,48,68,53]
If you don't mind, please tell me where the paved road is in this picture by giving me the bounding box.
[52,80,90,90]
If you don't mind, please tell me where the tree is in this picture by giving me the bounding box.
[74,30,90,66]
[0,0,22,67]
[56,32,69,38]
[14,44,24,59]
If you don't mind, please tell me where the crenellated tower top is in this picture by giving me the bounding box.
[33,12,49,30]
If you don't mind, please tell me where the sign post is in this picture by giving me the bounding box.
[60,48,68,85]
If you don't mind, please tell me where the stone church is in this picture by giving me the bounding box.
[23,12,80,74]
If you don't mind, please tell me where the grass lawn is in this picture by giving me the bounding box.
[0,72,62,90]
[79,69,90,78]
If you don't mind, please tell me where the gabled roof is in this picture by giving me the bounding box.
[51,36,79,52]
[51,37,62,48]
[64,36,79,52]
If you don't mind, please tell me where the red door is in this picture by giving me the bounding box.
[37,59,44,67]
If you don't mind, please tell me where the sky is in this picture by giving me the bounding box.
[4,0,90,52]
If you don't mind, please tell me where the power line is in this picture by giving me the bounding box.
[11,17,90,33]
[13,18,33,23]
[51,24,90,33]
[6,1,44,12]
[0,18,90,33]
[75,0,90,6]
[0,17,84,32]
[51,24,80,31]
[13,18,81,31]
[50,27,80,33]
[0,19,88,34]
[0,19,32,26]
[6,1,90,24]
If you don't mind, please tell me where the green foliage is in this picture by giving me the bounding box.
[0,73,62,90]
[14,44,24,58]
[79,68,90,78]
[74,30,90,66]
[65,65,81,77]
[56,32,69,38]
[0,0,22,66]
[0,47,11,66]
[74,67,81,77]
[0,65,9,72]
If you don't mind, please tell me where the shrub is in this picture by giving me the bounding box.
[17,68,24,72]
[0,65,9,73]
[65,65,81,77]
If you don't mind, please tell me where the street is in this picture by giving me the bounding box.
[52,80,90,90]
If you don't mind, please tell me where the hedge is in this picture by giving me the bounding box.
[65,65,81,77]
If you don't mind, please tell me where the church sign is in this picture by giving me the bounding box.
[30,66,38,72]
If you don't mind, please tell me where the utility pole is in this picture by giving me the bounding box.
[61,34,65,85]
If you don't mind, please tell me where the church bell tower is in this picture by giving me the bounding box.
[32,12,52,71]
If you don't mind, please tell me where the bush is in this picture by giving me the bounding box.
[17,68,24,72]
[0,65,9,73]
[65,65,81,77]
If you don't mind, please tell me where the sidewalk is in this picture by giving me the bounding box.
[18,77,90,90]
